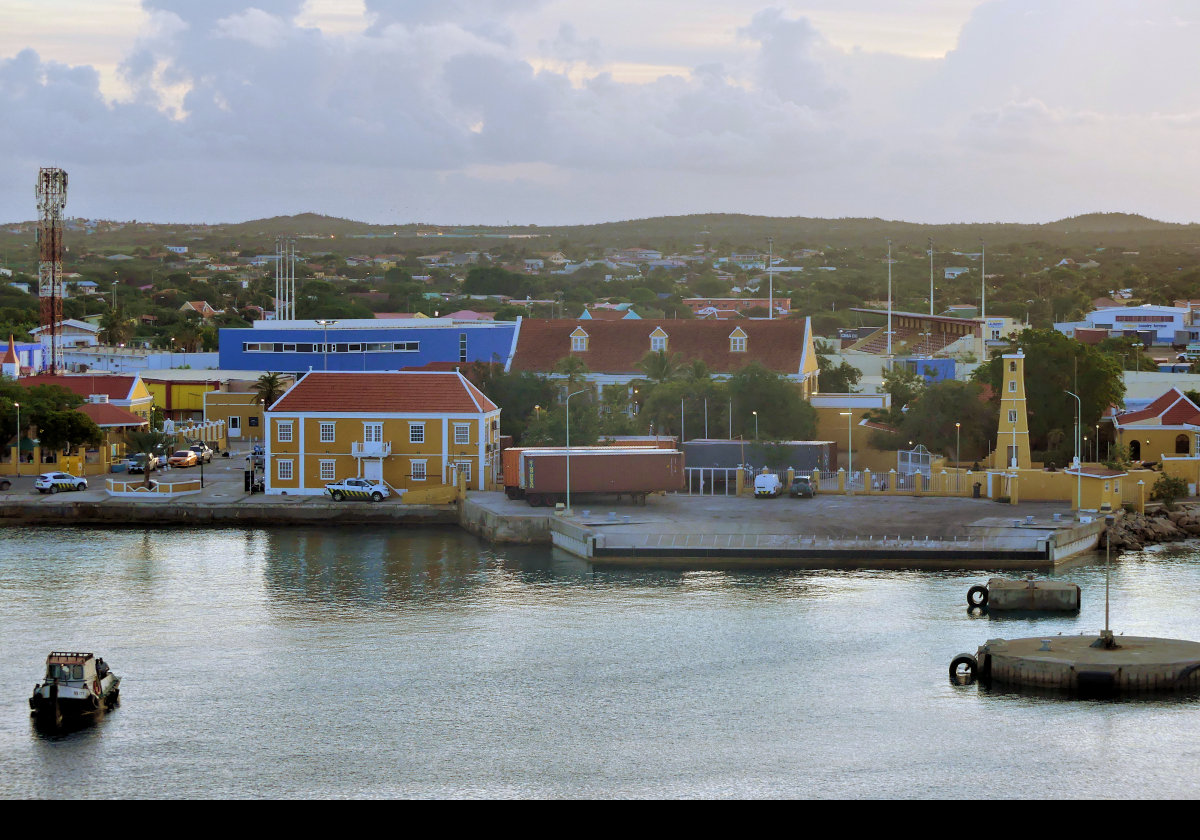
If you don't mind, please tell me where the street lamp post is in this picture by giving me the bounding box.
[316,319,338,371]
[169,337,175,368]
[840,411,853,492]
[955,421,961,467]
[1066,390,1082,511]
[752,410,758,441]
[13,401,19,478]
[565,389,586,514]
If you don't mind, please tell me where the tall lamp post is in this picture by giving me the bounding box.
[1066,390,1082,511]
[316,319,338,371]
[955,421,961,467]
[13,401,19,478]
[752,410,758,441]
[840,411,853,492]
[565,389,586,514]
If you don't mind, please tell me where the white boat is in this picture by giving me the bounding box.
[29,651,120,726]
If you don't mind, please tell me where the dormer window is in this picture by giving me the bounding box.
[570,327,589,352]
[649,326,668,353]
[729,327,748,353]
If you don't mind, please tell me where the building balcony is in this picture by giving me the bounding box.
[352,441,392,458]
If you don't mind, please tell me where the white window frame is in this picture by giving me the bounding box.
[454,460,472,482]
[1008,380,1017,392]
[277,421,293,443]
[411,460,427,481]
[319,460,336,481]
[572,335,587,351]
[228,416,241,431]
[364,422,383,443]
[730,336,746,352]
[651,336,666,352]
[1008,410,1018,423]
[409,423,425,444]
[277,459,294,481]
[454,423,470,445]
[320,422,335,442]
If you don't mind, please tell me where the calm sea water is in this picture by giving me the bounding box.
[3,525,1200,799]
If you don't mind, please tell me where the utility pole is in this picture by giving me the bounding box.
[767,236,774,320]
[886,239,893,358]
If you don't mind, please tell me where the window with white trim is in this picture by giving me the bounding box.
[1008,410,1018,423]
[1008,380,1016,392]
[454,423,469,445]
[364,422,383,443]
[319,460,336,481]
[277,422,293,443]
[320,422,335,443]
[411,460,427,481]
[454,461,472,482]
[409,423,425,444]
[651,335,666,352]
[572,334,588,351]
[277,459,294,481]
[730,335,746,352]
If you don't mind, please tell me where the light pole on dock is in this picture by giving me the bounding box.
[841,411,853,492]
[565,389,586,514]
[13,402,18,478]
[1066,390,1082,511]
[752,410,758,441]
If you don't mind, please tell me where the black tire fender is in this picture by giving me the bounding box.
[967,584,989,608]
[949,653,978,683]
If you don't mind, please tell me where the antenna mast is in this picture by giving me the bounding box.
[36,168,67,374]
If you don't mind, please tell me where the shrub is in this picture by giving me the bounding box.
[1151,474,1189,510]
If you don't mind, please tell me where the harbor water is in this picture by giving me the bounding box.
[3,525,1200,798]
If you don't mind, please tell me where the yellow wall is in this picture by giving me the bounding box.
[204,392,265,445]
[1118,428,1199,462]
[268,413,500,495]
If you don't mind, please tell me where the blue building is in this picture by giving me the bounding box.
[218,318,520,373]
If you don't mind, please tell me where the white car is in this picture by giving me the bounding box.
[325,478,390,502]
[35,472,88,494]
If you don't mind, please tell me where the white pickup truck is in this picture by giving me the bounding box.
[325,477,390,502]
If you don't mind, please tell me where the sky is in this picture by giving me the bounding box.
[2,0,1200,226]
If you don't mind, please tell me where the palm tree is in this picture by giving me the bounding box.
[637,350,684,384]
[125,427,175,488]
[253,372,287,409]
[99,308,133,346]
[553,356,589,385]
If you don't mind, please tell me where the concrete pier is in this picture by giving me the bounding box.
[976,635,1200,693]
[977,576,1081,611]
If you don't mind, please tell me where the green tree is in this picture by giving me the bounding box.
[125,427,175,488]
[253,372,288,409]
[99,307,133,345]
[38,410,102,454]
[726,362,817,440]
[1152,474,1188,510]
[637,350,685,384]
[873,380,997,462]
[973,329,1124,451]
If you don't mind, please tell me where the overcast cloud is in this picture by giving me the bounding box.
[2,0,1199,225]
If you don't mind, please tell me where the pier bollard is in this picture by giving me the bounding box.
[1010,473,1019,504]
[863,469,873,494]
[811,470,820,493]
[837,468,845,494]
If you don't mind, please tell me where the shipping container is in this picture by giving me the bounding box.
[518,448,684,506]
[502,446,649,495]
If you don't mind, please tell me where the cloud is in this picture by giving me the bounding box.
[4,1,1200,225]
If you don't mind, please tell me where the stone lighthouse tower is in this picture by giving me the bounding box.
[992,350,1031,470]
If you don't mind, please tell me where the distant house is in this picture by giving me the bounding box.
[30,319,100,349]
[944,267,970,279]
[180,301,223,319]
[165,246,189,255]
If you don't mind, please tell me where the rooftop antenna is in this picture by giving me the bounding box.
[929,237,934,318]
[36,168,67,374]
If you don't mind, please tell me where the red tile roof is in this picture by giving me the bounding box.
[270,372,498,414]
[510,319,810,375]
[2,336,16,365]
[76,403,148,428]
[1115,388,1200,427]
[18,374,140,402]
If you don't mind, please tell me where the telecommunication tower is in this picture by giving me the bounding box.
[275,237,296,321]
[36,168,68,374]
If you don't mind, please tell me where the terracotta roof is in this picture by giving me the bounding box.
[76,402,148,428]
[1115,388,1200,427]
[270,371,498,414]
[510,318,811,375]
[582,309,628,320]
[17,374,140,402]
[2,336,16,366]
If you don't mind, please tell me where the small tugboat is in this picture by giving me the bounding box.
[29,652,120,727]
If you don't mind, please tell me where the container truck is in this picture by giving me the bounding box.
[509,448,684,506]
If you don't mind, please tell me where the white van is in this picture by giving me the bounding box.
[753,473,782,498]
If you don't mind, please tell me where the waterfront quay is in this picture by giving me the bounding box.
[0,452,1098,569]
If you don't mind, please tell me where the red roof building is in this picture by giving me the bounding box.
[508,318,819,393]
[1112,387,1200,461]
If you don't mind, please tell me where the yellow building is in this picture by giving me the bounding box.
[1063,466,1127,511]
[1112,387,1200,463]
[265,371,501,496]
[991,351,1032,469]
[204,391,267,445]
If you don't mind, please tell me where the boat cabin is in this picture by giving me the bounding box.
[45,652,106,686]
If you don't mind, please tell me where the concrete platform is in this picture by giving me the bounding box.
[977,635,1200,693]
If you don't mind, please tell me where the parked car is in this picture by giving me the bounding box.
[789,476,815,498]
[127,453,160,474]
[325,477,390,502]
[168,450,199,468]
[189,443,214,464]
[34,472,88,493]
